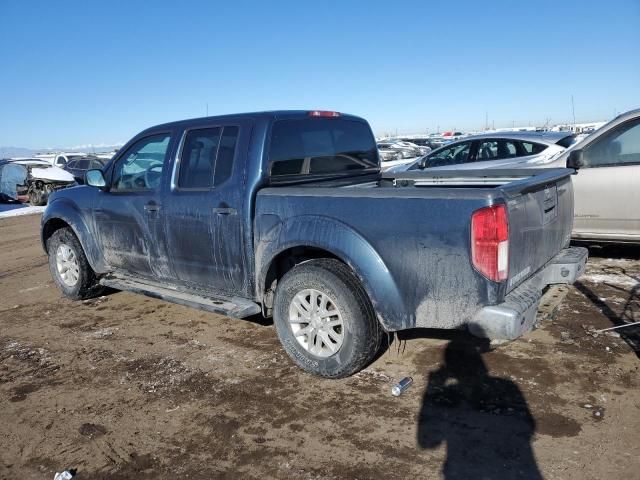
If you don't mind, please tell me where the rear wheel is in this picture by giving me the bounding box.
[47,227,101,300]
[273,258,382,378]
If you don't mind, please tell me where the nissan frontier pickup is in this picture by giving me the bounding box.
[41,110,587,377]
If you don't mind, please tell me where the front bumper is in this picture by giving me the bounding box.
[468,247,588,340]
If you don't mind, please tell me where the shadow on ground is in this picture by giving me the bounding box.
[573,240,640,358]
[417,336,543,479]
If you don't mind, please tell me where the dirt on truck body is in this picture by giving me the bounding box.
[1,214,639,479]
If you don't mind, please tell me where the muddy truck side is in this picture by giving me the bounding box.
[41,110,587,377]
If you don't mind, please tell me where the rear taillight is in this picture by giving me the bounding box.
[471,204,509,282]
[308,110,341,117]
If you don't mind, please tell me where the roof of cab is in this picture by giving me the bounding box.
[142,110,367,134]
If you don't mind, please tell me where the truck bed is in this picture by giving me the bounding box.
[255,168,575,332]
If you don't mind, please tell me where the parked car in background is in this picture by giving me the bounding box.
[549,108,640,242]
[376,141,421,159]
[35,152,88,168]
[442,131,465,141]
[378,147,402,162]
[397,136,441,151]
[64,156,106,184]
[388,131,576,172]
[0,158,75,205]
[388,140,431,156]
[41,110,586,378]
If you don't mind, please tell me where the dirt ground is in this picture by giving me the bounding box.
[1,214,639,479]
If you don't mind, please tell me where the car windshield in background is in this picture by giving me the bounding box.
[269,118,378,179]
[556,135,579,148]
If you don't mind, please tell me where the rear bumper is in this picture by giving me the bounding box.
[468,247,588,340]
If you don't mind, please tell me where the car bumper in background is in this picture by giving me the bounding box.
[468,247,588,340]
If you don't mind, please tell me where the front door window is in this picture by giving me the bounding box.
[583,119,640,167]
[111,134,171,191]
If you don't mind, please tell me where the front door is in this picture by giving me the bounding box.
[94,133,174,280]
[162,124,248,296]
[573,118,640,240]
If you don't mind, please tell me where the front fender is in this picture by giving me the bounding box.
[41,195,106,273]
[256,214,409,331]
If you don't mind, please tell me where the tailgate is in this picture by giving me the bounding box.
[504,173,574,292]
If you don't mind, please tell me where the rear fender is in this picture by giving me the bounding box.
[256,215,407,331]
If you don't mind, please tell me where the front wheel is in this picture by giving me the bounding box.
[47,227,101,300]
[273,259,382,378]
[28,187,46,206]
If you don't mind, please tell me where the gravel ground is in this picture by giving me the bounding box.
[0,214,638,479]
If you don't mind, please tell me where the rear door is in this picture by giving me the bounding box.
[162,122,249,296]
[572,117,640,240]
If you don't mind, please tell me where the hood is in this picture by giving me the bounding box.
[30,166,75,183]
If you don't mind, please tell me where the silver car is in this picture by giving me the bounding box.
[388,131,576,172]
[552,108,640,243]
[390,110,640,242]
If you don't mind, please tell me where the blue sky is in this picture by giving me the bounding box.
[1,0,638,148]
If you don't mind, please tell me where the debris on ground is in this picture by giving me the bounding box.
[391,377,413,396]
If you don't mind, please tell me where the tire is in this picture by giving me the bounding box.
[273,258,382,378]
[29,188,46,206]
[47,227,101,300]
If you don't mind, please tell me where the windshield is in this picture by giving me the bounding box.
[269,118,378,179]
[555,135,578,148]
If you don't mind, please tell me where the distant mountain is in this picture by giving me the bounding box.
[0,145,123,159]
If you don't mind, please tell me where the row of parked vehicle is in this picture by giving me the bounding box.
[376,134,465,167]
[385,109,640,243]
[0,154,109,205]
[3,109,639,242]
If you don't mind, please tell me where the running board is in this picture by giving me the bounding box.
[99,274,261,318]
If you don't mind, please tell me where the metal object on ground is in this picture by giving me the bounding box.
[54,469,76,480]
[391,377,413,396]
[596,321,640,333]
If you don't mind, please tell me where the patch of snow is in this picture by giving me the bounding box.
[581,273,640,288]
[0,204,45,218]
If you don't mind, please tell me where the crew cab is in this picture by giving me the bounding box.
[41,110,587,377]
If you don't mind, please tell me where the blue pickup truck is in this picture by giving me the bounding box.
[41,110,587,377]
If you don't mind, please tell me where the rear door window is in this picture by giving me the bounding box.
[178,127,221,189]
[269,118,378,178]
[177,126,238,189]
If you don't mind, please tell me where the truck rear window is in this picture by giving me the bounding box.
[269,118,378,178]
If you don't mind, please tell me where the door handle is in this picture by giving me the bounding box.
[212,207,237,215]
[144,204,161,212]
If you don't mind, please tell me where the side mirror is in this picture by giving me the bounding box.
[566,149,584,170]
[85,169,107,188]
